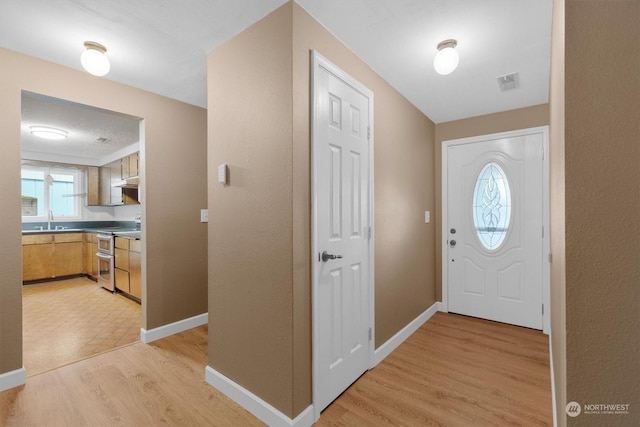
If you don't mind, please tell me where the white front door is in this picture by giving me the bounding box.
[312,51,373,416]
[444,130,546,329]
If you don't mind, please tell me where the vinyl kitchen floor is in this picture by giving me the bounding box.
[22,277,141,377]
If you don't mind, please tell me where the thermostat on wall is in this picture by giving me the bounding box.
[218,164,227,185]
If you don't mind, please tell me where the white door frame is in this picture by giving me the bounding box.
[311,50,375,421]
[441,126,550,334]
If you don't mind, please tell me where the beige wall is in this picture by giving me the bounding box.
[549,0,566,424]
[208,3,295,415]
[0,47,208,375]
[434,104,549,301]
[208,1,436,418]
[564,1,640,426]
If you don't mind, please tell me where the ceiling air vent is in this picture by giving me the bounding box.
[93,137,110,144]
[497,72,519,91]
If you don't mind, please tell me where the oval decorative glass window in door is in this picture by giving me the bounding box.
[473,162,511,250]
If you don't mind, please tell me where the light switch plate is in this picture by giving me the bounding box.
[218,164,227,184]
[425,211,430,223]
[200,209,208,223]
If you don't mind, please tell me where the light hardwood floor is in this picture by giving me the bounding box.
[1,312,551,426]
[0,325,264,426]
[317,312,552,426]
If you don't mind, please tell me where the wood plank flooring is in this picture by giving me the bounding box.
[0,325,264,427]
[23,277,141,376]
[317,312,552,426]
[1,311,551,426]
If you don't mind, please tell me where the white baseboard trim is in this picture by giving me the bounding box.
[205,366,314,427]
[140,312,208,344]
[549,335,558,427]
[0,367,26,392]
[374,301,441,366]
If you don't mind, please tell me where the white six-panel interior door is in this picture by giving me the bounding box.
[312,51,374,419]
[442,127,550,332]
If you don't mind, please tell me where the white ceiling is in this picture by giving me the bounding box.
[298,0,553,123]
[2,0,552,162]
[21,92,141,166]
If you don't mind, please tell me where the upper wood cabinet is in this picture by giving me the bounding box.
[121,153,139,179]
[97,164,111,206]
[88,153,139,206]
[87,166,100,206]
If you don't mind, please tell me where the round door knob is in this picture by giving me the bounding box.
[450,240,457,247]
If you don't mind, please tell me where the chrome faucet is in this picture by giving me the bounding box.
[47,209,54,230]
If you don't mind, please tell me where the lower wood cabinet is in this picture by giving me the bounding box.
[84,233,98,279]
[54,242,84,277]
[115,268,130,293]
[129,240,142,299]
[114,237,141,301]
[23,241,54,281]
[23,233,84,282]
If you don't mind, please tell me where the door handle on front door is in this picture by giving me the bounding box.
[321,251,343,262]
[449,240,457,247]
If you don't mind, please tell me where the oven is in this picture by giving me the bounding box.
[96,234,115,291]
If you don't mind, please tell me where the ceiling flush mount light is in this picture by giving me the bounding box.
[30,126,68,140]
[434,39,459,75]
[81,41,110,76]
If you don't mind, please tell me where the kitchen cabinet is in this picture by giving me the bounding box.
[114,237,141,301]
[98,164,111,206]
[84,233,98,279]
[121,154,139,205]
[22,234,54,281]
[23,233,84,281]
[129,239,142,299]
[122,187,139,205]
[54,233,84,278]
[121,153,139,179]
[91,154,139,206]
[129,153,139,178]
[86,166,99,206]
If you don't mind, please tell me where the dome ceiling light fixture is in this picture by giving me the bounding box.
[433,39,459,75]
[81,41,110,76]
[30,126,68,140]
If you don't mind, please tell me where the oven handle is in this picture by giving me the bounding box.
[97,252,114,260]
[97,234,114,240]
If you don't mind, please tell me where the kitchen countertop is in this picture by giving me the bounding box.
[22,228,141,240]
[22,228,84,234]
[113,231,141,239]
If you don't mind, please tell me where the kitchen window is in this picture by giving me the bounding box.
[21,165,83,221]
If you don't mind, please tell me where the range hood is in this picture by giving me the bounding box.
[112,176,139,188]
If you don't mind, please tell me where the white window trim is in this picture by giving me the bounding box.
[21,164,84,222]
